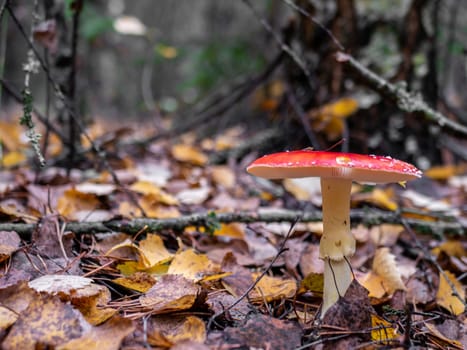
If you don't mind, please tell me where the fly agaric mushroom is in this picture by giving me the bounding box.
[246,150,422,317]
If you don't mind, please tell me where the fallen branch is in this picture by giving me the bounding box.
[336,52,467,137]
[1,208,464,238]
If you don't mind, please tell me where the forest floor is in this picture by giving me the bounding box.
[0,117,465,349]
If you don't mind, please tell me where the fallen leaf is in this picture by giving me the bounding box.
[432,240,466,258]
[0,120,23,151]
[425,322,464,350]
[213,223,245,239]
[28,274,94,294]
[372,247,406,294]
[57,188,101,220]
[310,97,359,140]
[369,224,404,246]
[425,164,467,180]
[300,272,324,294]
[283,177,322,205]
[0,231,21,263]
[75,183,116,196]
[250,273,297,302]
[168,249,222,282]
[2,151,26,168]
[209,314,301,350]
[113,272,156,293]
[299,243,325,276]
[139,233,174,267]
[130,180,178,205]
[2,295,85,350]
[371,314,398,344]
[436,270,465,316]
[155,43,178,59]
[57,316,135,350]
[147,315,206,347]
[322,280,372,347]
[28,274,116,325]
[138,275,201,315]
[0,306,18,331]
[171,144,207,166]
[210,165,235,189]
[176,186,211,205]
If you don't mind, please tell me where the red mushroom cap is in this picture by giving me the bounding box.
[247,150,422,183]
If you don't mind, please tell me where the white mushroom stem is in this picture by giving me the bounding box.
[319,177,356,317]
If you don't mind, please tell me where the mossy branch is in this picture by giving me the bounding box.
[0,208,463,239]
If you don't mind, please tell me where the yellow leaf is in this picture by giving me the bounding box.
[432,240,466,258]
[113,272,156,293]
[156,44,178,59]
[130,181,178,205]
[371,314,398,343]
[250,273,297,302]
[138,234,174,268]
[425,164,467,180]
[57,188,101,220]
[436,270,465,316]
[171,144,207,166]
[300,272,324,294]
[359,271,387,299]
[353,188,398,211]
[310,98,359,140]
[116,261,141,276]
[168,249,221,282]
[210,165,235,189]
[2,295,84,349]
[2,151,26,168]
[0,119,23,150]
[372,248,406,294]
[324,98,359,118]
[213,223,245,239]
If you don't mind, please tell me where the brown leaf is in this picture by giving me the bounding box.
[0,306,18,331]
[113,272,156,293]
[139,275,201,315]
[147,315,206,347]
[32,215,73,259]
[28,274,116,325]
[0,231,21,263]
[208,314,301,350]
[57,316,135,350]
[322,280,372,348]
[2,295,85,350]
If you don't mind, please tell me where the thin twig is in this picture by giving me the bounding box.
[336,52,467,136]
[207,216,300,330]
[6,4,146,215]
